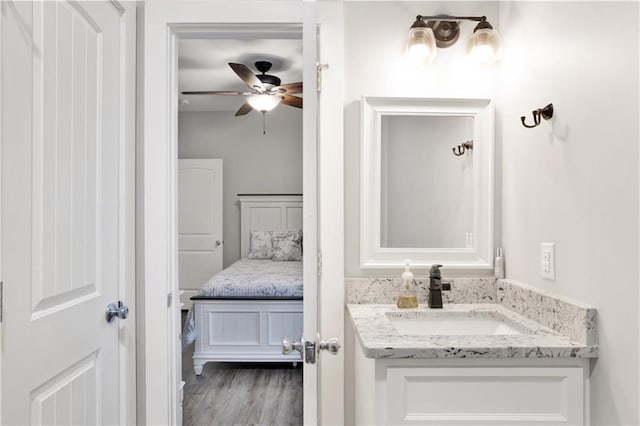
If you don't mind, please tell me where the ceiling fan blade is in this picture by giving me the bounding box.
[181,90,254,96]
[234,102,253,116]
[272,82,303,94]
[280,94,303,109]
[229,63,265,92]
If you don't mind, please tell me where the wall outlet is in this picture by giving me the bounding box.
[540,243,555,280]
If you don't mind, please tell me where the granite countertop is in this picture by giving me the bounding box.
[348,303,599,359]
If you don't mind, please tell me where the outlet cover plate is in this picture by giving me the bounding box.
[541,242,555,280]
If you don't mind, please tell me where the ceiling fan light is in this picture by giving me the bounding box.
[406,19,437,65]
[247,94,281,112]
[468,21,503,64]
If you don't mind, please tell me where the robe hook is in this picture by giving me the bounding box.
[520,103,553,128]
[452,140,473,156]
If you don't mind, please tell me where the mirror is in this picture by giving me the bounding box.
[381,115,474,249]
[361,97,494,269]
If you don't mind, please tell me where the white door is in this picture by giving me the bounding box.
[302,1,320,424]
[1,1,135,424]
[178,159,223,309]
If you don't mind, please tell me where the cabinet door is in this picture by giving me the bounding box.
[385,366,583,425]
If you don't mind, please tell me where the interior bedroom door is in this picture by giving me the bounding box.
[1,1,135,424]
[178,159,224,309]
[301,2,321,424]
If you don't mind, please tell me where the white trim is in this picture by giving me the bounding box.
[141,6,171,424]
[637,3,640,422]
[0,2,4,420]
[637,3,640,421]
[134,4,146,423]
[118,3,137,424]
[167,26,180,425]
[169,23,302,39]
[360,97,495,269]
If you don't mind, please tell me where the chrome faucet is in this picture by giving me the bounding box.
[427,264,451,309]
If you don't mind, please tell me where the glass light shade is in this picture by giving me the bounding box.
[406,27,437,65]
[468,28,503,64]
[247,94,281,112]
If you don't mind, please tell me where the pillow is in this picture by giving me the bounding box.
[271,230,303,261]
[247,230,274,259]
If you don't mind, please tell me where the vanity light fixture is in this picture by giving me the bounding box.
[406,15,503,65]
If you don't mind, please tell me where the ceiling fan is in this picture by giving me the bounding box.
[181,60,303,117]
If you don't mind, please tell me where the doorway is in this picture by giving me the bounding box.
[139,2,346,424]
[176,33,304,424]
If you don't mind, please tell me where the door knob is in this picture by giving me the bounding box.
[283,335,341,364]
[215,240,222,247]
[282,336,303,355]
[318,337,341,355]
[106,301,129,323]
[282,336,312,361]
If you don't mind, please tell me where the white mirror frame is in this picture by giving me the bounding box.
[360,97,494,269]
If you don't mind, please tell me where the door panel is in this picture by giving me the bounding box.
[1,1,130,424]
[178,159,223,308]
[32,0,102,317]
[30,352,99,425]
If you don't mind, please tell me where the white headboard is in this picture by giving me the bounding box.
[238,194,303,258]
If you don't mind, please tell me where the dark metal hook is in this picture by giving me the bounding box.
[452,140,473,156]
[520,103,554,128]
[521,110,541,128]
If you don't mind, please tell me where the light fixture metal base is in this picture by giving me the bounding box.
[427,19,460,48]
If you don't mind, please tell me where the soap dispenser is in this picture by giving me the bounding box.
[396,259,418,309]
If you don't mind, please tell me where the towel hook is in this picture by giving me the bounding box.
[520,103,553,128]
[452,140,473,156]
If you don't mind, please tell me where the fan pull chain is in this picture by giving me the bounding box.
[262,112,267,135]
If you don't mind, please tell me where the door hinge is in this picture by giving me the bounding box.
[167,292,173,308]
[317,252,323,278]
[0,281,3,323]
[316,63,329,93]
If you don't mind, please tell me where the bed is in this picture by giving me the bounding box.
[183,195,304,375]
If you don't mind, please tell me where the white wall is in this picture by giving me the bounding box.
[179,108,302,267]
[498,2,639,425]
[381,115,474,248]
[343,1,639,423]
[344,1,500,277]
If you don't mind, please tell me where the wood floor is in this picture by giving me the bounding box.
[182,315,303,425]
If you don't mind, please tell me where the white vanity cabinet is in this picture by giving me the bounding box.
[353,341,590,426]
[346,285,597,425]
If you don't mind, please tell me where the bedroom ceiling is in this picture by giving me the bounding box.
[178,38,303,113]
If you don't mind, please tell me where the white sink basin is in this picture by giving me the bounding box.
[386,311,531,336]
